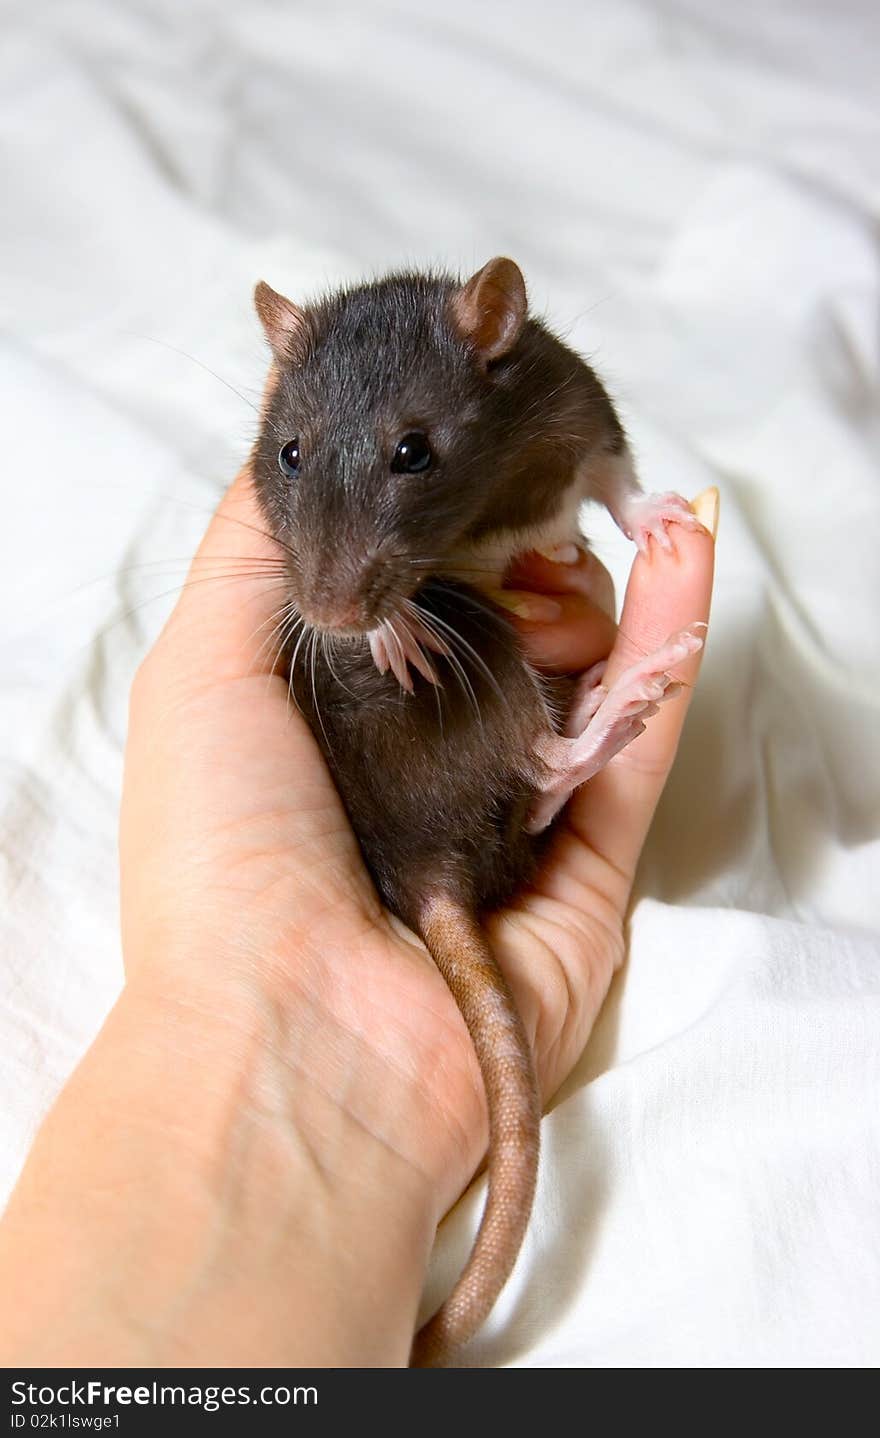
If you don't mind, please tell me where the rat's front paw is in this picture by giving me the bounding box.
[368,617,447,691]
[618,491,702,555]
[527,624,705,832]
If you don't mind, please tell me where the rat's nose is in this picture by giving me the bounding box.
[306,598,364,631]
[302,549,401,633]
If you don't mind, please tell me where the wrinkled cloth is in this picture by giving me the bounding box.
[1,0,878,1368]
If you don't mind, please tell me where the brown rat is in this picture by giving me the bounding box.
[250,258,703,1366]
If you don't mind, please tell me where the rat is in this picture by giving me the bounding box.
[250,257,703,1366]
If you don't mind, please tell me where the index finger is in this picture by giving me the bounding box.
[568,489,718,884]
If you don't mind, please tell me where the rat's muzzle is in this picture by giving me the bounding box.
[296,545,419,636]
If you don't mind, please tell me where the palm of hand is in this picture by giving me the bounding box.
[121,471,712,1218]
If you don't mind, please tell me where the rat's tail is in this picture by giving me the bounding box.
[410,894,541,1369]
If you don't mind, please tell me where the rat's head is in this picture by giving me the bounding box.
[251,258,529,635]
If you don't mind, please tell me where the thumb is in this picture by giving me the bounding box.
[150,465,292,690]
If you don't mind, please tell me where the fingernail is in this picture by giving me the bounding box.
[536,543,581,565]
[689,487,720,539]
[492,592,563,622]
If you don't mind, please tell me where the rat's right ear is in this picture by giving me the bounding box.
[449,257,527,364]
[254,281,309,363]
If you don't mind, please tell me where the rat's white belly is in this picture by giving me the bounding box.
[447,459,605,595]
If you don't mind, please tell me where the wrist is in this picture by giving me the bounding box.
[0,963,439,1367]
[128,905,487,1212]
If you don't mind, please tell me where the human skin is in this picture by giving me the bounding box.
[0,472,716,1368]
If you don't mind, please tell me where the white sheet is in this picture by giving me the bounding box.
[2,0,879,1368]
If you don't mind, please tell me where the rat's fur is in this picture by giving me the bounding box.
[251,260,631,1366]
[253,269,626,619]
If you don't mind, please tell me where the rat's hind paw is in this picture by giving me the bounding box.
[527,625,703,832]
[618,491,703,555]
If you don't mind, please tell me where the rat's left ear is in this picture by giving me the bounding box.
[254,280,309,364]
[449,257,527,364]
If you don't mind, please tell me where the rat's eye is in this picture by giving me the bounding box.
[278,439,300,477]
[391,432,433,474]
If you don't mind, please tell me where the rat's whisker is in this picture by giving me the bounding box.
[130,335,287,441]
[206,500,301,564]
[255,609,292,684]
[409,596,504,712]
[405,558,497,577]
[249,595,302,645]
[308,628,333,754]
[85,572,289,660]
[404,601,482,724]
[128,554,287,571]
[323,632,361,700]
[244,598,290,665]
[252,601,303,678]
[70,553,288,599]
[286,620,312,718]
[395,614,446,737]
[266,610,305,690]
[423,610,496,722]
[430,587,511,691]
[394,613,439,686]
[382,618,414,694]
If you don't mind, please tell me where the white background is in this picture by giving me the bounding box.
[1,0,879,1366]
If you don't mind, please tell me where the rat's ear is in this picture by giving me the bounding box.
[450,257,528,364]
[254,280,309,363]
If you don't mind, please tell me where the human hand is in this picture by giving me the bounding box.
[121,473,717,1218]
[0,468,715,1369]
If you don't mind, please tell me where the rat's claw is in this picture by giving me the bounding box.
[621,491,703,554]
[383,629,414,693]
[536,542,581,565]
[368,619,443,690]
[402,614,451,660]
[397,624,440,685]
[368,629,391,674]
[527,622,704,832]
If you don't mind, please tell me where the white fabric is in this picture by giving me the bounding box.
[1,0,878,1368]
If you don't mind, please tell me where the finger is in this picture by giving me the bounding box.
[153,465,292,685]
[493,591,618,674]
[506,547,615,616]
[568,490,718,884]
